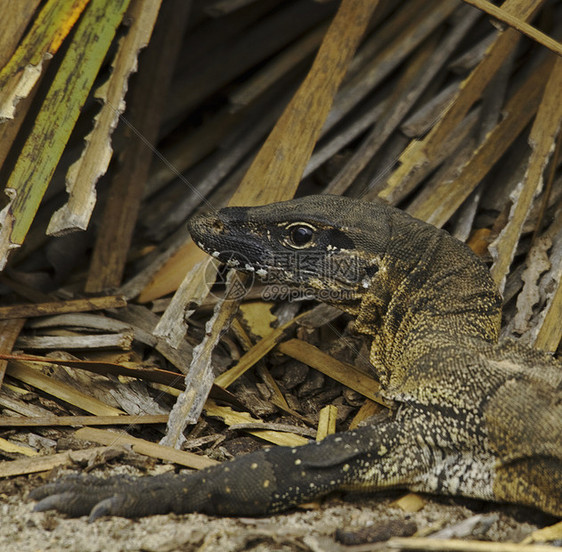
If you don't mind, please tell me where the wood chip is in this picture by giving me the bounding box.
[16,332,134,351]
[348,399,384,430]
[0,414,168,427]
[161,271,241,448]
[391,492,426,513]
[0,295,126,320]
[74,427,217,470]
[0,446,121,478]
[522,520,562,544]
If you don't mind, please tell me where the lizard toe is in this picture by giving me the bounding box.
[30,475,139,517]
[33,491,100,517]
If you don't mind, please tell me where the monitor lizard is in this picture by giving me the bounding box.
[31,195,562,520]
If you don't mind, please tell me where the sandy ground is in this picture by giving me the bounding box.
[0,469,547,552]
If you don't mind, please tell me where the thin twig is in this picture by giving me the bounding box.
[461,0,562,56]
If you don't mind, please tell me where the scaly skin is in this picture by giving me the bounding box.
[31,195,561,519]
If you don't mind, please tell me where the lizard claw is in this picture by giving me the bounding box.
[33,492,76,513]
[88,496,123,522]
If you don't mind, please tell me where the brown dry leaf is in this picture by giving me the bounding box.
[522,520,562,544]
[214,312,309,389]
[205,399,308,447]
[466,228,492,257]
[0,0,89,121]
[391,493,426,513]
[378,0,546,207]
[348,399,383,430]
[278,339,384,405]
[46,0,162,236]
[407,56,553,227]
[7,361,124,416]
[489,55,562,291]
[0,436,39,457]
[510,236,551,337]
[316,405,337,441]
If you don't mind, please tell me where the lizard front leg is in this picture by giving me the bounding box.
[31,416,443,520]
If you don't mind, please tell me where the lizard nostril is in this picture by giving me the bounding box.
[210,218,224,232]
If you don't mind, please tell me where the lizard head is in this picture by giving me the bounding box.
[189,195,502,344]
[187,195,392,311]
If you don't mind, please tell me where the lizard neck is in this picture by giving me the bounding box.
[355,216,502,386]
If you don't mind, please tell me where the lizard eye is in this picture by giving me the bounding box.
[287,224,314,248]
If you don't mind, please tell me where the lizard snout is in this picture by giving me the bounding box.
[187,212,224,240]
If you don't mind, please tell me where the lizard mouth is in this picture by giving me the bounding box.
[188,212,273,275]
